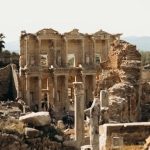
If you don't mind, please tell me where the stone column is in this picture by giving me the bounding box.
[25,36,29,67]
[92,37,96,64]
[25,74,30,106]
[82,74,86,106]
[106,39,110,61]
[48,76,54,105]
[82,39,85,64]
[86,97,101,150]
[54,39,57,67]
[92,74,96,92]
[38,76,42,110]
[73,82,84,147]
[64,38,68,66]
[99,90,109,123]
[54,75,58,104]
[47,78,50,108]
[100,90,109,108]
[38,39,41,66]
[64,75,69,110]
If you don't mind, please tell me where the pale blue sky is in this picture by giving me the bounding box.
[1,0,150,42]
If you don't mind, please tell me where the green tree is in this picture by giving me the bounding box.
[0,33,5,53]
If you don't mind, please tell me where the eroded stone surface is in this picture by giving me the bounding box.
[19,111,51,126]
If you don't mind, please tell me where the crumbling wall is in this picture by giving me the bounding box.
[0,64,18,100]
[95,40,141,122]
[0,65,12,100]
[100,123,150,150]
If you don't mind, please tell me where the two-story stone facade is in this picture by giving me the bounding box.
[19,28,120,111]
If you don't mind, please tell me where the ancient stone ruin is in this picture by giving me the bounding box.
[0,28,150,150]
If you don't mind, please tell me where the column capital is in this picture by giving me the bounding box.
[63,37,68,42]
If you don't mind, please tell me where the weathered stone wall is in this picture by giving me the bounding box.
[0,64,18,100]
[95,40,142,122]
[0,65,12,100]
[99,123,150,150]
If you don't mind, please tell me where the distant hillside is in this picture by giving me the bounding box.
[122,36,150,51]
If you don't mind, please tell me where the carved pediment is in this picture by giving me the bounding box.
[64,29,84,38]
[36,28,60,36]
[93,30,111,37]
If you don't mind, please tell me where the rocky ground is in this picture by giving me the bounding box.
[0,101,78,150]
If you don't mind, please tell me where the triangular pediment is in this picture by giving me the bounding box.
[64,29,84,38]
[36,28,59,36]
[93,30,111,37]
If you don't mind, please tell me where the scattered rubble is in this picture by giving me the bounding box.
[0,101,77,150]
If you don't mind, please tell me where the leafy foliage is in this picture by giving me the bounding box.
[0,33,5,52]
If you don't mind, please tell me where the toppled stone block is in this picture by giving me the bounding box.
[25,127,40,138]
[19,111,51,126]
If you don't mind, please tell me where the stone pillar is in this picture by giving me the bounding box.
[38,76,42,110]
[82,74,86,106]
[54,75,58,104]
[64,38,68,66]
[25,36,29,67]
[25,74,30,106]
[89,98,100,150]
[92,75,96,92]
[38,39,41,66]
[48,76,54,105]
[64,75,69,110]
[73,82,84,147]
[100,90,109,108]
[100,90,109,124]
[47,78,50,108]
[92,37,96,64]
[82,39,85,64]
[106,39,110,61]
[54,39,57,67]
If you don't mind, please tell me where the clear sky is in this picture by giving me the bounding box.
[1,0,150,43]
